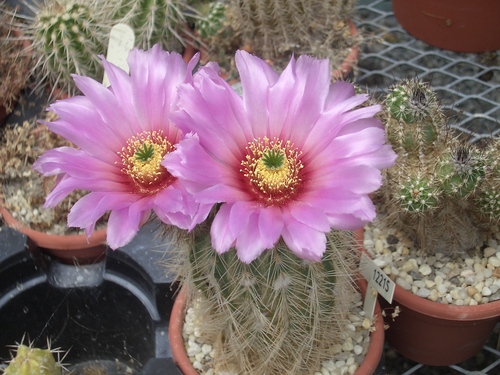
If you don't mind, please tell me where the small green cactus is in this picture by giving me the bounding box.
[4,344,62,375]
[398,177,439,212]
[376,78,500,256]
[194,1,227,42]
[20,0,111,96]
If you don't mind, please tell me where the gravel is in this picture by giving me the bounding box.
[363,218,500,306]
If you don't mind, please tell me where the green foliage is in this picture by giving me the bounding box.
[376,78,500,256]
[385,78,442,152]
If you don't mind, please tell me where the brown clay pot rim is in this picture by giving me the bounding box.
[169,276,384,375]
[0,197,106,252]
[393,281,500,321]
[355,229,500,321]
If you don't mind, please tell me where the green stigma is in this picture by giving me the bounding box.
[262,149,285,170]
[135,143,155,162]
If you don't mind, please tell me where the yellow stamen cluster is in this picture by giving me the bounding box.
[118,130,174,194]
[241,137,303,205]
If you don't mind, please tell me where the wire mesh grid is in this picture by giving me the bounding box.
[353,1,500,374]
[354,0,500,145]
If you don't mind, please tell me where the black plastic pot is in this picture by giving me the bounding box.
[0,222,182,374]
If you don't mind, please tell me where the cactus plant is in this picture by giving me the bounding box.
[174,223,360,374]
[375,77,500,257]
[33,46,395,374]
[8,0,112,97]
[4,344,63,375]
[194,0,359,79]
[108,0,201,52]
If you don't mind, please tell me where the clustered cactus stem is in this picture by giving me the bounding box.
[172,222,360,374]
[375,78,500,256]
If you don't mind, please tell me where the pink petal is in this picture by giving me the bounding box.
[164,134,238,193]
[257,206,284,248]
[288,202,330,232]
[106,203,150,249]
[73,75,137,140]
[281,219,326,261]
[46,99,124,160]
[210,203,236,253]
[172,80,249,165]
[68,192,140,232]
[325,81,356,107]
[275,55,330,147]
[228,201,254,239]
[236,50,279,134]
[235,213,267,263]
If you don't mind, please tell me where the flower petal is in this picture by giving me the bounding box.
[281,218,326,262]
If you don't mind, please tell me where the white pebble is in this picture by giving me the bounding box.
[482,287,492,296]
[396,277,411,290]
[419,264,432,276]
[416,288,430,298]
[488,257,500,267]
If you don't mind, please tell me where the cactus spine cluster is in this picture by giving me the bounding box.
[27,0,111,96]
[194,0,358,77]
[4,344,62,375]
[376,78,500,256]
[176,223,359,374]
[110,0,199,51]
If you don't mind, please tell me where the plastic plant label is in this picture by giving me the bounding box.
[359,252,395,318]
[102,23,135,87]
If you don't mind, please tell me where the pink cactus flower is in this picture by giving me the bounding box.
[165,51,396,263]
[33,45,210,249]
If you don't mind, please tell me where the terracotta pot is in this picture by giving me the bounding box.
[169,276,385,375]
[392,0,500,53]
[380,283,500,366]
[355,229,500,366]
[0,198,106,264]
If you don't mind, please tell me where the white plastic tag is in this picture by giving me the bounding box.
[359,252,395,318]
[102,23,135,87]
